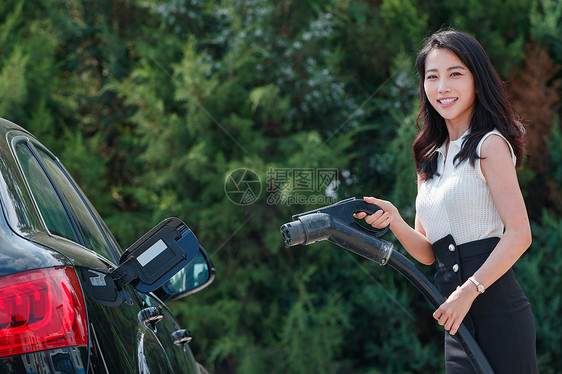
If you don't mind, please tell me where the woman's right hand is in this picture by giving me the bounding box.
[356,196,435,265]
[353,196,398,230]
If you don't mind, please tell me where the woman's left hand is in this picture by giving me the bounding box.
[433,281,479,335]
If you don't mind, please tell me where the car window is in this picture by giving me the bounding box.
[15,143,79,242]
[32,146,117,262]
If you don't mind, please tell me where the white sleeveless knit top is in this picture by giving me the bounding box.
[415,129,516,245]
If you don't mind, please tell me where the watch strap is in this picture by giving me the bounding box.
[469,276,485,294]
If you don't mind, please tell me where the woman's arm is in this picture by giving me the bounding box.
[432,134,532,335]
[471,134,532,286]
[355,192,435,265]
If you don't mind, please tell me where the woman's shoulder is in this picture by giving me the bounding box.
[477,129,516,166]
[477,128,503,143]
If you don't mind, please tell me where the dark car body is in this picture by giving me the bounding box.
[0,118,214,373]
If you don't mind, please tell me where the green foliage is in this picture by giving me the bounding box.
[3,0,562,373]
[421,0,534,75]
[548,116,562,187]
[279,267,348,374]
[531,0,562,64]
[58,130,112,213]
[0,45,29,117]
[380,0,428,54]
[0,1,61,143]
[515,212,562,374]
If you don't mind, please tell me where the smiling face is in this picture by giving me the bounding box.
[423,48,476,132]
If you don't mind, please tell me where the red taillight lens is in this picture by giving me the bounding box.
[0,267,88,357]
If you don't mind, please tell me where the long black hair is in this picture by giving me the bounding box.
[413,29,525,180]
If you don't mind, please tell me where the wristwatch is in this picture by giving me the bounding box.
[469,276,485,294]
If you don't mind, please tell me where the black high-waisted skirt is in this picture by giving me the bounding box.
[433,235,539,374]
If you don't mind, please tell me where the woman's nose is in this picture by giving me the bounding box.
[438,79,450,93]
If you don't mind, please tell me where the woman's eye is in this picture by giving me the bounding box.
[426,74,437,80]
[451,71,462,77]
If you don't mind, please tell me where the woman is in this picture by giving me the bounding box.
[355,30,539,373]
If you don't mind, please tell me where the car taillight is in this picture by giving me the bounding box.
[0,267,88,357]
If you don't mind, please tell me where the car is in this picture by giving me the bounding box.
[0,118,215,373]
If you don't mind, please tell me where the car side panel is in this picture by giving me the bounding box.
[0,223,71,276]
[82,280,177,373]
[0,120,204,374]
[137,292,200,374]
